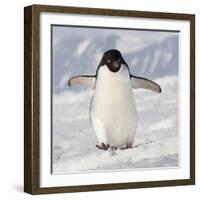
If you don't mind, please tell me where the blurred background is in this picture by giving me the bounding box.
[52,25,178,94]
[52,25,179,173]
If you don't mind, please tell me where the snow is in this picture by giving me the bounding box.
[150,47,162,73]
[52,75,178,173]
[74,39,91,57]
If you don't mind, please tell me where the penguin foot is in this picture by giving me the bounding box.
[127,144,133,149]
[96,143,110,150]
[111,146,118,150]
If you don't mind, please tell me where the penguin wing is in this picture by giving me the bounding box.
[68,75,96,88]
[130,75,161,93]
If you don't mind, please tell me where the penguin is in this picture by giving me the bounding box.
[68,49,161,150]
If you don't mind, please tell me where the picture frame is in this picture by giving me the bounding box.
[24,4,195,194]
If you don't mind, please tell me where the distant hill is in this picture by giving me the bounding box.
[126,36,178,79]
[52,34,178,94]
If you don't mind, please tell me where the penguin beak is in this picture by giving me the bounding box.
[112,60,120,69]
[107,60,121,72]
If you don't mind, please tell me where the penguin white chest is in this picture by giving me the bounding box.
[90,65,137,147]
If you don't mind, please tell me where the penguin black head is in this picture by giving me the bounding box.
[98,49,127,73]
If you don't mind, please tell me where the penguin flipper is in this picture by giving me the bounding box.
[68,75,96,88]
[130,75,161,93]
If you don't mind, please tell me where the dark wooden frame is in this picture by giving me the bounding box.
[24,4,195,195]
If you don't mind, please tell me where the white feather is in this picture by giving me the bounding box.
[90,64,137,146]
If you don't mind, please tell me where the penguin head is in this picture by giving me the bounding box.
[98,49,127,73]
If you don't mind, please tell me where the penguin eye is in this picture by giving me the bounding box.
[107,59,111,63]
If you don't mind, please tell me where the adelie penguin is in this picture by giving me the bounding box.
[68,49,161,150]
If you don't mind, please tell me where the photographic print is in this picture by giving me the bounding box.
[24,5,195,194]
[52,25,178,173]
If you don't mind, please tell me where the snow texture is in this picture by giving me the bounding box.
[52,26,179,173]
[53,76,178,173]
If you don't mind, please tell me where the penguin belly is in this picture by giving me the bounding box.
[90,65,137,147]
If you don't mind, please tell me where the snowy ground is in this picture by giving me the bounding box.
[52,76,178,173]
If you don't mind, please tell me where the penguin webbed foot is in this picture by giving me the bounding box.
[111,146,118,150]
[96,143,110,150]
[96,143,133,151]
